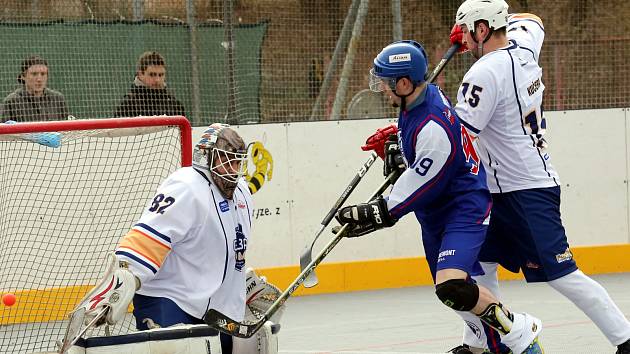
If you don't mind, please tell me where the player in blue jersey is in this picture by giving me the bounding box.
[447,1,630,353]
[335,40,543,354]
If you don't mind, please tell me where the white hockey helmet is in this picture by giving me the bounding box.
[456,0,509,31]
[193,123,247,199]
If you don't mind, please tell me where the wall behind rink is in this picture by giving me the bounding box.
[194,108,630,295]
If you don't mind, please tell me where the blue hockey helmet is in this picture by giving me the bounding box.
[370,40,428,92]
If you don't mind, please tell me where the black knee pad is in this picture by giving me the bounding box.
[435,279,479,311]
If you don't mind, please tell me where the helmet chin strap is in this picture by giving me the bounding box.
[394,81,417,111]
[470,25,494,58]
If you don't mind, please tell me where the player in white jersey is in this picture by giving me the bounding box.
[69,123,282,354]
[448,1,630,353]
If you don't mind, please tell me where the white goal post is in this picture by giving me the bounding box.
[0,117,192,354]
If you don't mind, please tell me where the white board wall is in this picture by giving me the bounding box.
[192,108,630,269]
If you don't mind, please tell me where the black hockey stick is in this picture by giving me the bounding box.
[425,43,461,83]
[299,151,378,288]
[204,172,397,338]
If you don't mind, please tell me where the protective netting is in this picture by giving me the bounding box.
[0,119,188,354]
[0,1,628,123]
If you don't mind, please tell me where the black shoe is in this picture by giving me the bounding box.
[617,338,630,354]
[448,345,475,354]
[447,344,509,354]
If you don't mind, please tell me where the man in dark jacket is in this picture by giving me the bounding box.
[115,51,185,118]
[1,55,69,122]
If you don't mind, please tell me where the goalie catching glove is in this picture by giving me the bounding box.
[75,252,138,327]
[245,267,284,324]
[335,196,397,237]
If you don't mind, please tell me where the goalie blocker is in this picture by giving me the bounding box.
[32,323,280,354]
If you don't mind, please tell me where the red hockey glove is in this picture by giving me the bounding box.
[361,124,398,160]
[450,24,469,54]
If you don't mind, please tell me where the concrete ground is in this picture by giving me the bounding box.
[278,273,630,354]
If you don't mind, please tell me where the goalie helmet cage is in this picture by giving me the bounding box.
[0,117,192,354]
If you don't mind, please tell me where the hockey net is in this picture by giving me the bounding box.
[0,117,192,354]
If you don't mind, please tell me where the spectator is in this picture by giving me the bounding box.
[1,55,69,122]
[115,51,185,118]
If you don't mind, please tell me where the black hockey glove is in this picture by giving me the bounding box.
[384,135,406,183]
[334,196,397,238]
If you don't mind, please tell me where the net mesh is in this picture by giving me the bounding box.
[0,119,187,354]
[0,0,628,125]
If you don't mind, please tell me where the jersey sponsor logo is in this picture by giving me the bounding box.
[234,224,248,271]
[527,78,541,96]
[219,200,229,212]
[555,247,573,263]
[388,53,411,63]
[437,249,456,263]
[237,200,247,209]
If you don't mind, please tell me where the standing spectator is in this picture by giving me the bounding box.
[1,55,69,122]
[115,51,185,118]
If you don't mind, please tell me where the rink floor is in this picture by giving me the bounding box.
[5,273,628,354]
[278,273,630,354]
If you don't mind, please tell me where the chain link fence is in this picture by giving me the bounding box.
[1,0,628,125]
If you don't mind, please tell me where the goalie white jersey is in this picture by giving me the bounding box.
[115,166,253,321]
[455,13,560,193]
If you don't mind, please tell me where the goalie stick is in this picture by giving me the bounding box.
[299,151,378,288]
[204,171,397,338]
[58,306,108,354]
[297,42,461,288]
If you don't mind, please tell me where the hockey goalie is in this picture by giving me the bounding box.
[50,124,283,354]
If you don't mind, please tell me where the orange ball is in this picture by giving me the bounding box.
[2,293,16,307]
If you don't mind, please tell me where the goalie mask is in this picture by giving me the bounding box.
[193,123,247,199]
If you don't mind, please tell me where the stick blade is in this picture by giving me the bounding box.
[58,307,86,353]
[299,246,319,288]
[203,309,260,338]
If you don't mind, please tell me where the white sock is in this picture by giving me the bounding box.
[457,310,488,349]
[548,270,630,345]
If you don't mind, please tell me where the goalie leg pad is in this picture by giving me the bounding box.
[435,279,479,312]
[232,321,279,354]
[71,324,223,354]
